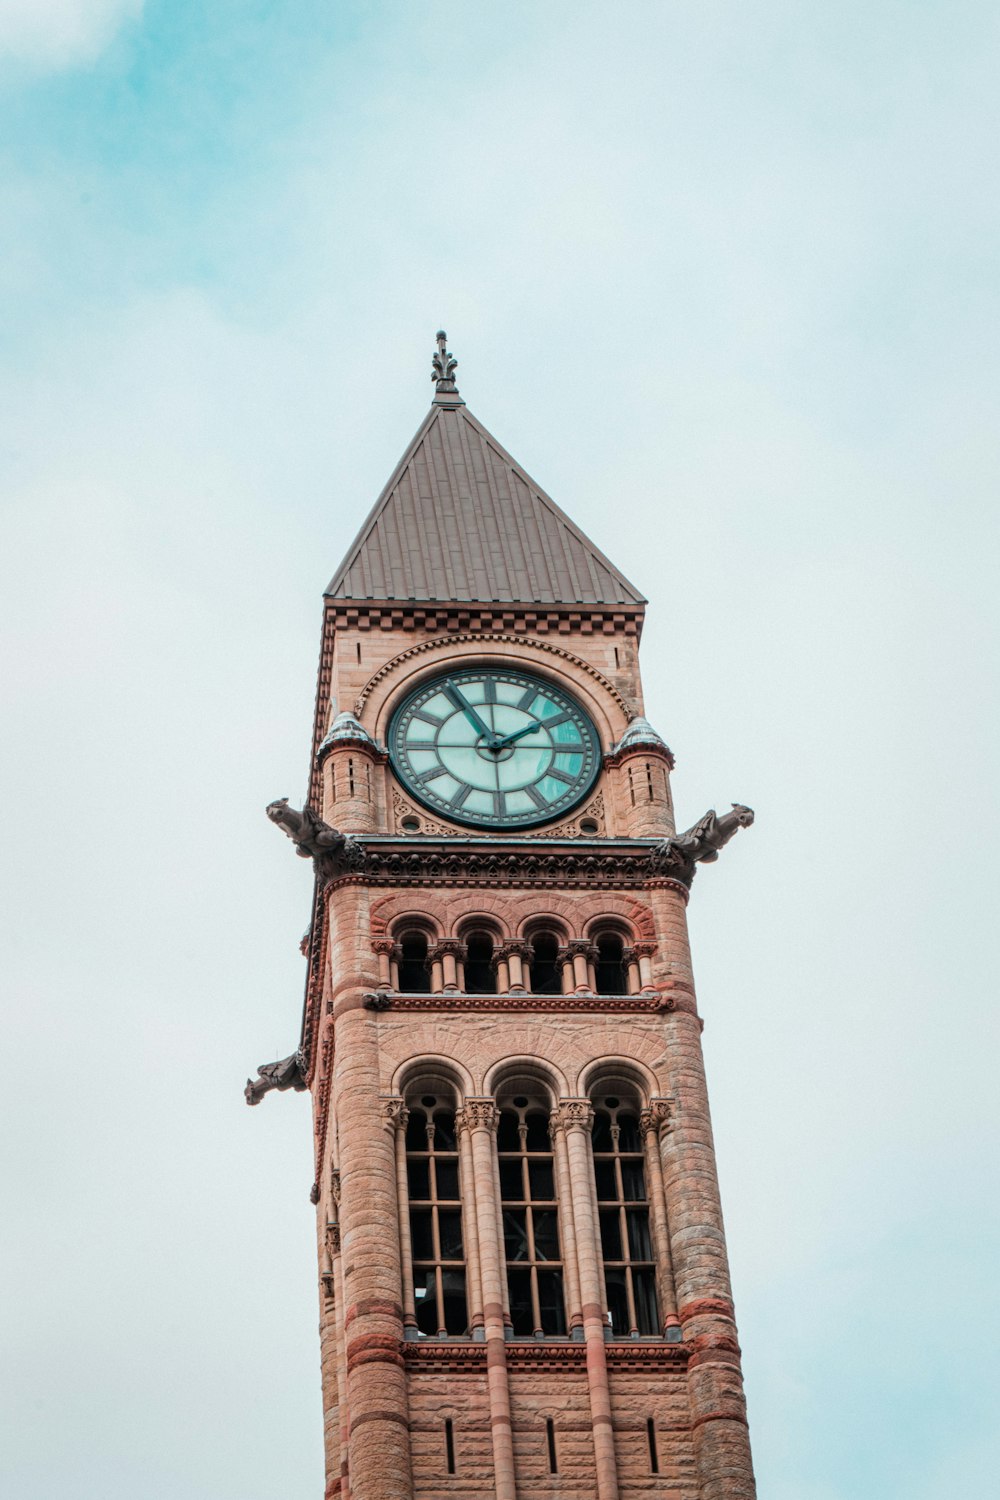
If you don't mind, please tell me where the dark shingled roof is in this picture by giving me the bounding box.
[326,402,645,606]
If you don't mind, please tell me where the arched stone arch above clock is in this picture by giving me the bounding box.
[355,633,638,749]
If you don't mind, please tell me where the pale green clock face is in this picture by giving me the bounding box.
[389,667,601,829]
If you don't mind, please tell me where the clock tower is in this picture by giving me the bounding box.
[247,334,757,1499]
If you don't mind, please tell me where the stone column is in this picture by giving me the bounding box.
[640,1100,680,1336]
[568,939,594,993]
[456,1108,486,1340]
[505,940,529,992]
[330,933,413,1500]
[622,945,642,995]
[558,1100,620,1500]
[372,937,395,991]
[549,1111,584,1339]
[634,939,656,991]
[558,945,574,994]
[387,1100,418,1339]
[463,1099,517,1500]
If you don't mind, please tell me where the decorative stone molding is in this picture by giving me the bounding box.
[319,841,693,896]
[401,1340,688,1374]
[552,1099,594,1133]
[371,936,397,956]
[381,991,678,1014]
[391,784,607,839]
[352,633,636,720]
[457,1098,499,1132]
[330,1167,341,1205]
[380,1096,409,1133]
[327,1221,341,1255]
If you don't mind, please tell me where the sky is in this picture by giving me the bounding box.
[1,2,998,1496]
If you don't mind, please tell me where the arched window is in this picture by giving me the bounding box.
[498,1096,566,1336]
[591,1096,658,1336]
[528,932,562,995]
[405,1095,468,1335]
[463,931,496,994]
[398,930,432,993]
[594,932,628,995]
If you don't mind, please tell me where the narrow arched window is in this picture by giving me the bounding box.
[464,932,496,994]
[498,1098,566,1336]
[398,930,431,993]
[594,933,628,995]
[592,1097,658,1336]
[528,932,561,995]
[406,1096,468,1336]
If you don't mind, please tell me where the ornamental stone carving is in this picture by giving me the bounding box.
[640,1098,674,1137]
[649,804,754,887]
[244,1048,307,1106]
[553,1099,595,1132]
[381,1097,409,1133]
[265,798,361,879]
[458,1098,499,1132]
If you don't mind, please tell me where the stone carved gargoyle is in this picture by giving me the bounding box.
[265,798,360,878]
[244,1049,307,1106]
[650,803,754,886]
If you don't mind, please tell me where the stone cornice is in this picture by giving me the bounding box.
[369,991,692,1015]
[318,837,693,896]
[402,1340,688,1374]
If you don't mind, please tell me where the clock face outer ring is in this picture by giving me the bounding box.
[388,667,602,830]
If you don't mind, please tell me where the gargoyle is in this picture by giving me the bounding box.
[244,1049,308,1107]
[651,804,754,885]
[266,798,360,876]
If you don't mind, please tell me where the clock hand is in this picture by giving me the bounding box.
[443,680,500,746]
[494,721,544,750]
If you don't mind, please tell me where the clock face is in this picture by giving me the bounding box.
[389,667,601,829]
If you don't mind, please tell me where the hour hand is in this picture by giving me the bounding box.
[443,680,498,743]
[495,721,543,750]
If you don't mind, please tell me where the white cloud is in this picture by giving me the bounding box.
[0,0,142,67]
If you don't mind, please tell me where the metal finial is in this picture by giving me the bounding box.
[431,330,460,399]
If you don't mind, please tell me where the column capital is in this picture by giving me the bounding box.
[380,1095,409,1133]
[567,938,599,959]
[498,938,531,959]
[330,1166,341,1204]
[457,1097,499,1133]
[552,1098,594,1133]
[640,1097,674,1137]
[371,936,397,956]
[633,939,657,958]
[431,937,466,958]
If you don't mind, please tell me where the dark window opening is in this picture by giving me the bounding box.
[647,1417,659,1474]
[546,1419,558,1474]
[529,932,561,995]
[645,760,654,801]
[445,1419,456,1475]
[348,757,355,796]
[464,932,496,994]
[398,931,431,993]
[406,1103,468,1338]
[595,933,628,995]
[592,1105,659,1336]
[499,1103,566,1337]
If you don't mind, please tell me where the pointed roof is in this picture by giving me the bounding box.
[326,338,645,607]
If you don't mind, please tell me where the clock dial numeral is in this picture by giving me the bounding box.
[450,783,473,809]
[524,784,548,809]
[416,764,448,783]
[516,687,537,710]
[413,709,446,728]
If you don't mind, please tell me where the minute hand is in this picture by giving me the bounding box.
[495,721,544,750]
[443,680,498,743]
